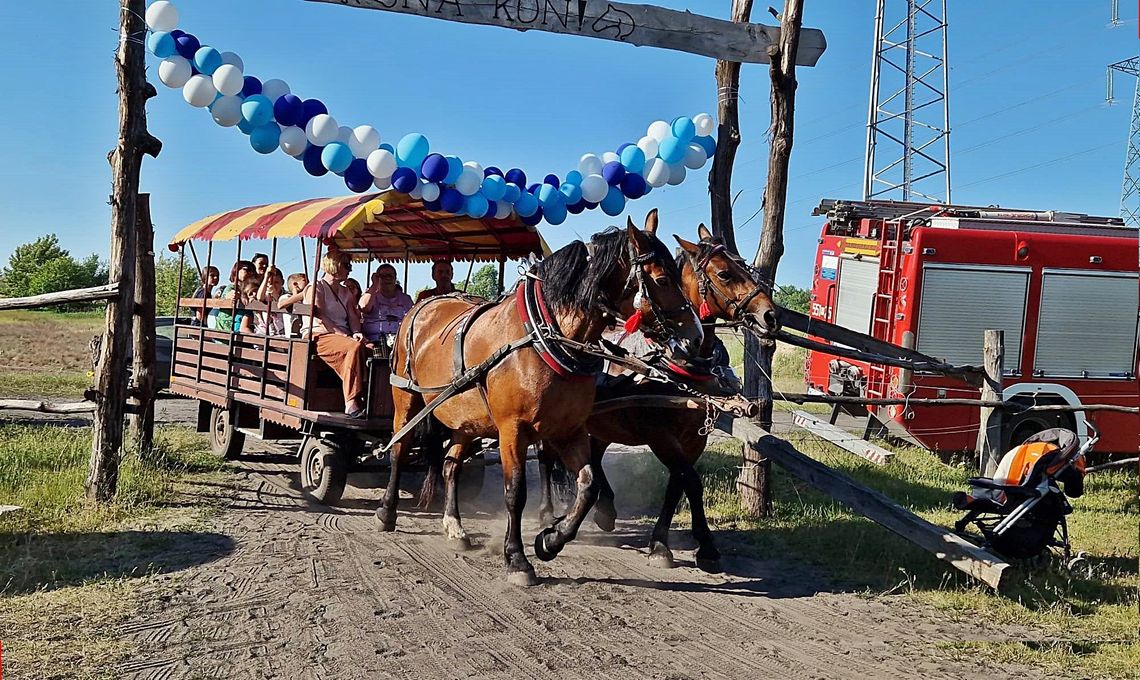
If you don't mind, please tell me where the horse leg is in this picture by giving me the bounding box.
[534,429,600,562]
[440,433,474,550]
[647,466,685,569]
[590,438,618,533]
[680,464,721,572]
[499,424,537,586]
[377,392,421,531]
[535,441,557,527]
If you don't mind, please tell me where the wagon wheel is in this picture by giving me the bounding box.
[300,438,348,506]
[209,406,245,459]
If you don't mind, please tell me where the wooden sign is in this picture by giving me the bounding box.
[306,0,827,65]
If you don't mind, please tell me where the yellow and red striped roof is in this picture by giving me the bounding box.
[168,191,548,262]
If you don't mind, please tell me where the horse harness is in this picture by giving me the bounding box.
[690,241,769,322]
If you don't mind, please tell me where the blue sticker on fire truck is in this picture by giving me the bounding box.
[821,267,837,280]
[822,249,836,256]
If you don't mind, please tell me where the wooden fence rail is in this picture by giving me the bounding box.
[0,283,120,311]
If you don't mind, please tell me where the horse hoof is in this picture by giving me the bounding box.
[593,508,616,533]
[695,557,723,574]
[375,506,396,532]
[533,528,562,562]
[648,545,675,569]
[446,535,473,551]
[506,569,539,587]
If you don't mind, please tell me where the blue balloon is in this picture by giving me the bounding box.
[345,158,373,193]
[584,200,599,210]
[515,191,539,217]
[602,161,626,186]
[241,95,274,127]
[250,124,280,154]
[147,31,175,58]
[193,47,222,75]
[241,76,262,98]
[444,156,464,183]
[303,145,328,176]
[567,199,586,215]
[169,29,185,40]
[505,168,527,187]
[672,116,696,144]
[537,183,559,208]
[658,136,686,164]
[503,182,522,204]
[564,170,583,186]
[298,98,326,127]
[321,142,354,174]
[423,198,442,211]
[237,117,255,135]
[421,154,449,183]
[694,135,717,157]
[620,173,646,199]
[482,175,507,201]
[484,166,503,177]
[544,201,567,225]
[543,174,560,188]
[559,182,582,205]
[396,133,430,168]
[391,166,419,193]
[440,187,465,213]
[520,206,544,227]
[174,33,200,59]
[379,142,395,154]
[466,193,489,219]
[601,185,626,216]
[619,145,646,174]
[616,142,635,154]
[273,94,304,127]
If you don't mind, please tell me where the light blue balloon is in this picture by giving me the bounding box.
[516,191,539,217]
[193,47,223,76]
[240,95,274,127]
[466,193,489,219]
[564,170,583,186]
[503,182,522,204]
[601,185,626,216]
[619,145,646,174]
[321,142,354,174]
[671,116,696,144]
[482,175,507,201]
[658,136,686,164]
[250,124,281,154]
[147,31,176,58]
[559,182,582,205]
[537,183,559,208]
[444,156,464,183]
[544,201,567,225]
[396,133,430,168]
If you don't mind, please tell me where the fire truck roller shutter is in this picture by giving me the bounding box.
[834,257,879,335]
[1034,270,1139,378]
[916,265,1030,370]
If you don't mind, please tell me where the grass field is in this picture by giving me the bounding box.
[0,310,102,398]
[0,425,229,679]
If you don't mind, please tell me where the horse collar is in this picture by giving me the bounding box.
[515,276,602,382]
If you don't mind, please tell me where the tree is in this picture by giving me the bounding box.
[773,284,809,313]
[457,264,501,300]
[0,235,108,310]
[154,255,197,315]
[1,235,71,297]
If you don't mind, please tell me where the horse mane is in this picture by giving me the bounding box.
[538,227,680,314]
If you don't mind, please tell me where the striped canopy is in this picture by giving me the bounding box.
[168,191,548,262]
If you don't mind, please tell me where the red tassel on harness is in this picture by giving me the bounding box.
[623,310,643,333]
[698,300,712,320]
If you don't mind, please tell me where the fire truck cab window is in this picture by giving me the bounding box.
[1035,270,1139,378]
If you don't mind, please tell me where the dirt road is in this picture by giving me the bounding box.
[115,419,1043,680]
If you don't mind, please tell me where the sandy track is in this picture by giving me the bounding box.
[117,435,1044,680]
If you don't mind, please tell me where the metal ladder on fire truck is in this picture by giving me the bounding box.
[863,212,906,440]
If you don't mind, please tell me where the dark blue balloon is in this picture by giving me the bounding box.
[423,197,442,211]
[620,173,647,199]
[484,166,503,177]
[420,154,449,183]
[391,167,419,194]
[440,187,465,213]
[543,174,560,188]
[483,200,498,219]
[584,201,599,210]
[506,168,527,187]
[303,145,328,177]
[169,29,185,40]
[379,142,394,154]
[273,94,304,127]
[527,183,540,194]
[602,161,626,186]
[298,98,327,127]
[174,33,200,59]
[616,142,634,154]
[189,63,200,76]
[567,199,586,214]
[345,158,373,193]
[520,206,544,227]
[241,76,262,98]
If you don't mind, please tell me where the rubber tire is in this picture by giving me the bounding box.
[1003,409,1072,452]
[209,406,245,459]
[300,438,348,506]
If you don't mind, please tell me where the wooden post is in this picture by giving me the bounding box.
[129,194,156,458]
[976,329,1005,476]
[707,0,752,255]
[86,0,161,502]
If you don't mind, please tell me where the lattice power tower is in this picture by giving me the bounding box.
[1107,57,1140,224]
[863,0,951,203]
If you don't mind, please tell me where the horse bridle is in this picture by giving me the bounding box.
[595,239,696,343]
[689,241,770,323]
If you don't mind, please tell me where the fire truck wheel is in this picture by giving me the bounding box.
[209,406,245,459]
[1003,410,1073,452]
[300,438,348,506]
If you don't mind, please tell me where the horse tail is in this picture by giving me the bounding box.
[415,414,447,510]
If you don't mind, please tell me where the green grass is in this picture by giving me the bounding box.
[0,370,92,398]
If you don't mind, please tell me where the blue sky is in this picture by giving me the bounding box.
[0,1,1137,292]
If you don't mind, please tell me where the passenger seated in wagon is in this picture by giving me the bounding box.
[302,251,370,419]
[415,259,455,303]
[359,263,413,348]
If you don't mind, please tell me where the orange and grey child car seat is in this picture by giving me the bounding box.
[952,427,1091,560]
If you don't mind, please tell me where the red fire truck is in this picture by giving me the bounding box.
[805,198,1139,455]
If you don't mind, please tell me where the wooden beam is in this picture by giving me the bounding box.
[0,283,119,311]
[306,0,826,65]
[976,330,1004,476]
[129,194,157,457]
[0,399,96,414]
[726,417,1011,591]
[775,327,983,384]
[790,409,893,465]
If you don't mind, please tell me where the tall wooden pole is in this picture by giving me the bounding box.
[87,0,162,502]
[976,330,1005,476]
[707,0,753,256]
[129,193,157,458]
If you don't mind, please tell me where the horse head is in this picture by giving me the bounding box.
[674,223,780,338]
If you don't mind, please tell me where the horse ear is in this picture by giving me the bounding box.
[674,235,701,257]
[697,223,714,241]
[627,216,637,231]
[644,208,659,236]
[626,222,652,255]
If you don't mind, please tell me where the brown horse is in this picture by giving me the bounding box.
[378,212,704,585]
[536,223,779,571]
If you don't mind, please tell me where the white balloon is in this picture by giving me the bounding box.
[373,174,392,190]
[210,95,242,126]
[578,153,603,176]
[693,112,715,137]
[636,135,659,159]
[336,126,354,144]
[367,149,396,178]
[421,182,441,202]
[601,151,620,165]
[462,160,484,177]
[305,114,339,146]
[580,174,608,203]
[494,202,513,219]
[667,162,687,186]
[409,182,424,199]
[683,143,707,170]
[348,125,380,158]
[220,51,244,71]
[182,74,216,107]
[260,78,290,103]
[642,158,669,188]
[145,1,179,32]
[455,168,482,196]
[158,56,191,89]
[279,126,308,156]
[211,64,244,97]
[647,120,671,142]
